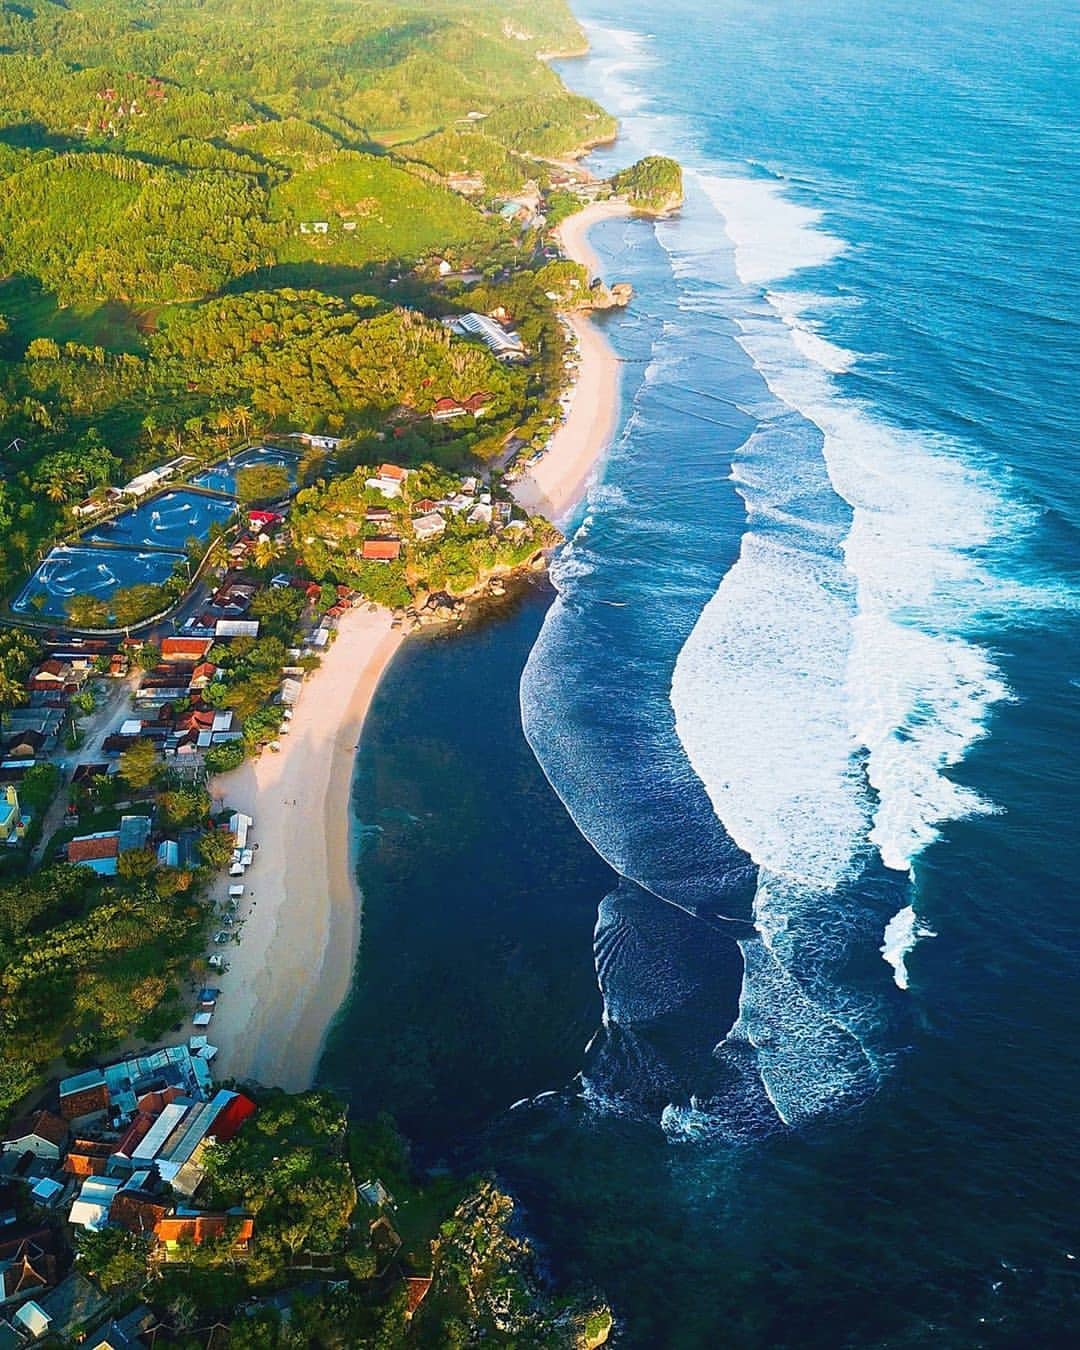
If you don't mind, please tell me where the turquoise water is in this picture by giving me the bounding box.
[325,2,1080,1342]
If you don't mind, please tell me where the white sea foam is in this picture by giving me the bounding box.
[880,905,936,990]
[696,174,846,285]
[661,172,1034,1124]
[678,172,1020,880]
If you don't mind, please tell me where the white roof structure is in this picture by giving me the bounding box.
[14,1301,52,1339]
[413,512,446,540]
[447,312,525,359]
[229,812,252,850]
[132,1102,189,1161]
[69,1176,122,1230]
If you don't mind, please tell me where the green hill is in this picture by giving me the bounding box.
[271,151,504,266]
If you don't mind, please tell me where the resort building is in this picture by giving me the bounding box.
[444,312,526,362]
[364,463,409,497]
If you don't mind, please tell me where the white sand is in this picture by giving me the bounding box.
[511,201,630,524]
[205,606,402,1089]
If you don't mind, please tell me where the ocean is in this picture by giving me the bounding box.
[321,1,1080,1342]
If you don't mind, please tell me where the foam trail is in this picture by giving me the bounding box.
[881,905,937,990]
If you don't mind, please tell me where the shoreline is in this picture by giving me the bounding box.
[510,201,630,525]
[204,605,402,1090]
[210,204,629,1092]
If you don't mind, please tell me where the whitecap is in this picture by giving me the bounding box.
[880,904,937,990]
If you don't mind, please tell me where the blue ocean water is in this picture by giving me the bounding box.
[324,2,1080,1341]
[521,0,1080,1136]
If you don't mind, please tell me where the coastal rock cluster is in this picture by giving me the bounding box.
[397,560,546,631]
[582,280,634,310]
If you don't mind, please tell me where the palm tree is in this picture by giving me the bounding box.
[252,533,284,570]
[0,670,28,712]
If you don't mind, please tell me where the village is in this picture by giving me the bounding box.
[0,1037,419,1347]
[0,449,551,1347]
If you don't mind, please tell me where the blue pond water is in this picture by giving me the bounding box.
[190,444,299,497]
[83,489,236,552]
[13,545,186,618]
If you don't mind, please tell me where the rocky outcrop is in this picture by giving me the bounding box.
[580,280,633,310]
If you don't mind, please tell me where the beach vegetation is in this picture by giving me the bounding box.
[610,155,684,213]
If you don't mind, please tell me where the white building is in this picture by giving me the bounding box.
[444,313,526,362]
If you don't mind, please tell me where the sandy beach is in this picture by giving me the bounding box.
[206,606,402,1090]
[207,203,628,1091]
[511,201,630,524]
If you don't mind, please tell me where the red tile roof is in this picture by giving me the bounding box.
[64,1141,113,1176]
[161,637,213,660]
[155,1213,254,1245]
[362,539,401,561]
[405,1276,433,1315]
[67,834,119,863]
[377,463,407,480]
[110,1191,170,1235]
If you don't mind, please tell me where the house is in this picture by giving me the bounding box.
[358,1178,392,1207]
[13,1300,51,1340]
[28,1178,63,1208]
[412,512,446,541]
[160,637,212,664]
[66,832,120,876]
[109,1189,169,1238]
[27,660,71,691]
[1,1112,67,1163]
[404,1276,433,1320]
[63,1141,113,1178]
[189,661,217,691]
[155,1211,254,1250]
[365,507,393,526]
[69,1177,123,1231]
[58,1069,109,1122]
[247,509,281,531]
[467,502,494,526]
[0,1234,57,1307]
[295,432,341,451]
[4,729,45,760]
[0,787,28,844]
[364,463,409,498]
[71,498,105,519]
[215,619,259,639]
[361,539,401,562]
[87,1305,156,1350]
[118,815,152,855]
[431,397,468,422]
[462,391,492,417]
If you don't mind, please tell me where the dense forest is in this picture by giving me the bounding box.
[0,0,604,607]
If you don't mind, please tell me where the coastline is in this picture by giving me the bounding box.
[211,204,628,1092]
[205,605,402,1090]
[511,201,630,525]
